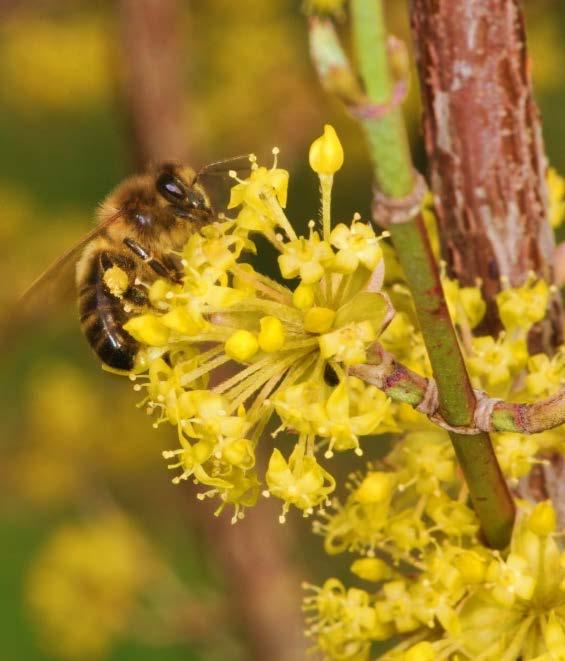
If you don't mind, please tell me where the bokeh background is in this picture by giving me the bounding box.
[1,1,564,659]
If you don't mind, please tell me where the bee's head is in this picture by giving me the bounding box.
[154,162,212,219]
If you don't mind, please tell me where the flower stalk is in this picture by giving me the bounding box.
[337,0,515,548]
[353,343,565,436]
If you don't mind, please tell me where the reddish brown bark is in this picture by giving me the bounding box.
[191,495,309,661]
[409,0,562,346]
[119,0,189,167]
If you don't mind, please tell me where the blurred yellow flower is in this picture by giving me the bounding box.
[0,16,111,112]
[26,514,159,659]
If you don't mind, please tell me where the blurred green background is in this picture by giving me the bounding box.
[1,1,564,659]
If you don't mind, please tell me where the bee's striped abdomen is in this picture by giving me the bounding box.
[78,251,139,371]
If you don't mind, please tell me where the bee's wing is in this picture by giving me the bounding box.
[197,156,254,213]
[5,210,123,339]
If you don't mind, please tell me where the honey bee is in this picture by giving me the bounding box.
[20,161,224,371]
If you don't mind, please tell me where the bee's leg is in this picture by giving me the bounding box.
[123,238,182,283]
[122,284,148,308]
[97,251,149,314]
[97,251,143,304]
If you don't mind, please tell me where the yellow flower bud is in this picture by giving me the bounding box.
[258,316,285,352]
[545,610,565,652]
[233,263,257,295]
[309,124,344,175]
[293,283,315,309]
[161,307,204,335]
[222,439,255,470]
[403,642,435,661]
[354,472,396,504]
[123,314,170,346]
[102,265,129,298]
[454,551,486,584]
[350,557,390,582]
[303,306,335,333]
[225,330,259,362]
[528,500,557,537]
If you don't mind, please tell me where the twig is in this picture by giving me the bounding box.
[309,0,515,548]
[119,0,189,167]
[352,343,565,435]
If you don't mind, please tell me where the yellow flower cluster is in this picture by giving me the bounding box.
[382,225,565,481]
[26,514,160,660]
[0,15,110,112]
[309,478,565,659]
[304,187,565,659]
[122,127,394,523]
[116,126,565,658]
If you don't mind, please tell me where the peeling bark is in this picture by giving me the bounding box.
[409,0,563,347]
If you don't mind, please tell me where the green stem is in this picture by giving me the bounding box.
[349,0,515,548]
[351,1,413,198]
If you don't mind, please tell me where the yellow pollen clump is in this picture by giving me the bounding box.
[354,471,396,504]
[258,316,286,352]
[528,500,557,536]
[303,306,335,333]
[225,329,259,362]
[103,265,129,298]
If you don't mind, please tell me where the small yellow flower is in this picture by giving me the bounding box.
[309,124,344,175]
[329,221,383,274]
[228,162,289,212]
[319,320,376,365]
[375,581,419,633]
[278,233,334,283]
[160,306,207,335]
[265,444,336,521]
[123,314,170,346]
[496,277,549,332]
[315,379,391,457]
[467,335,528,396]
[486,553,536,606]
[442,276,486,329]
[493,432,540,481]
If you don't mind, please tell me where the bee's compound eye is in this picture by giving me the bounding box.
[156,173,187,203]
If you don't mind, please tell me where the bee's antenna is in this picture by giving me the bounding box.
[197,155,253,180]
